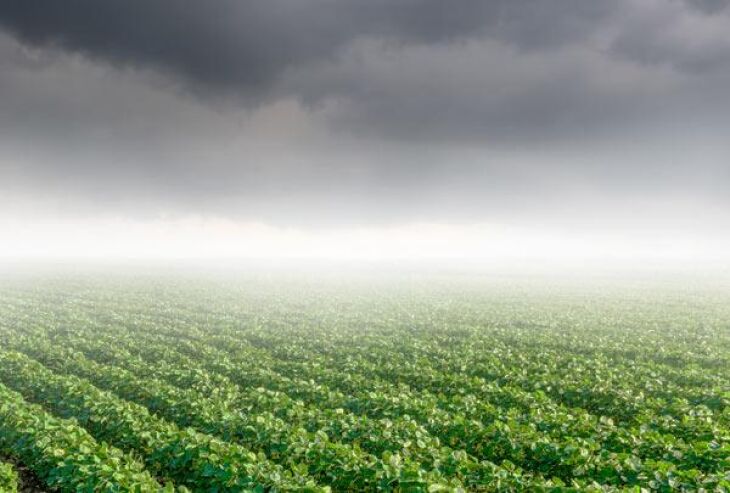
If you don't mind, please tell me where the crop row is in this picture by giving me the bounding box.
[0,381,165,492]
[7,337,532,491]
[37,301,723,429]
[0,351,324,492]
[63,322,725,453]
[8,330,729,491]
[3,289,724,433]
[1,279,728,492]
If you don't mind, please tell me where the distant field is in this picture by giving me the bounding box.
[0,270,728,492]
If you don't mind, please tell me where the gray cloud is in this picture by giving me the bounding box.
[610,0,730,73]
[0,1,729,230]
[0,1,615,101]
[684,0,730,15]
[3,0,729,140]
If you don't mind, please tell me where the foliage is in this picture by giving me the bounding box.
[0,383,163,492]
[0,461,19,493]
[0,274,728,491]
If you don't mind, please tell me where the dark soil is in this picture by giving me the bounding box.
[1,456,48,493]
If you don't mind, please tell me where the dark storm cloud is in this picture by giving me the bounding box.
[1,0,730,228]
[0,0,614,101]
[2,0,729,141]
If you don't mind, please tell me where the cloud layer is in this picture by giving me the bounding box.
[1,0,729,230]
[0,1,612,99]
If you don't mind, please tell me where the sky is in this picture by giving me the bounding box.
[1,1,729,261]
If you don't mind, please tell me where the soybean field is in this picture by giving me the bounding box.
[0,270,728,492]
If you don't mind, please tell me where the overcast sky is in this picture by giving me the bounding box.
[1,1,730,259]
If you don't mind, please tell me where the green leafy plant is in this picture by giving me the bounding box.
[0,461,19,493]
[0,275,727,492]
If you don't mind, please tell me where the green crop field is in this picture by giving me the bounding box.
[0,269,728,492]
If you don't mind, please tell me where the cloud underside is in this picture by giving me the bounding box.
[0,0,729,227]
